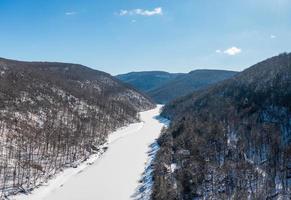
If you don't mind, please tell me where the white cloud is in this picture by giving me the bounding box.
[215,49,222,53]
[119,10,128,16]
[223,47,242,56]
[65,11,77,16]
[119,7,163,16]
[270,34,277,39]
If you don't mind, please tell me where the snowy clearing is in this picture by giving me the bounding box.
[13,106,165,200]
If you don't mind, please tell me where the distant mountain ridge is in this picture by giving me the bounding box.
[117,70,238,103]
[116,71,184,93]
[148,69,238,103]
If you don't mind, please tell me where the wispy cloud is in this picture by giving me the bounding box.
[216,47,242,56]
[119,7,163,16]
[65,11,77,16]
[224,47,242,55]
[270,34,277,39]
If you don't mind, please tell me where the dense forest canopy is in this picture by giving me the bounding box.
[152,53,291,200]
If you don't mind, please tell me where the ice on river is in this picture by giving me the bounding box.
[13,106,165,200]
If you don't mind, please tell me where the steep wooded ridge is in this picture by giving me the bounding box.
[152,53,291,200]
[117,70,237,104]
[0,58,154,197]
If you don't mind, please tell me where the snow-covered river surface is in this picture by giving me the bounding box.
[14,106,166,200]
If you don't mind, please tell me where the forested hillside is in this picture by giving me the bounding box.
[117,70,237,104]
[0,58,154,198]
[152,53,291,199]
[148,70,237,103]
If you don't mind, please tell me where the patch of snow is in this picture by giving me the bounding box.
[227,125,238,148]
[170,163,178,173]
[255,166,266,178]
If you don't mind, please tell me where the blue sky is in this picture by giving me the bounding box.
[0,0,290,75]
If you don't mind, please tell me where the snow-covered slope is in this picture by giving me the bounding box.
[0,57,155,198]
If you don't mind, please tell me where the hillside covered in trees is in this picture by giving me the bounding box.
[152,53,291,199]
[148,70,237,104]
[0,58,154,198]
[116,71,184,93]
[117,70,237,104]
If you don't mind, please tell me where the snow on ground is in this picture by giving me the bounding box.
[133,141,160,200]
[12,106,165,200]
[133,116,169,200]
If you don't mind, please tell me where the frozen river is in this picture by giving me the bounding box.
[14,106,165,200]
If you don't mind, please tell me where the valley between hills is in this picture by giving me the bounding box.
[0,53,291,200]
